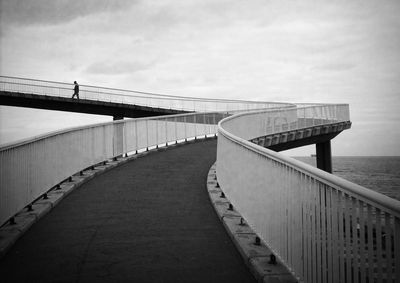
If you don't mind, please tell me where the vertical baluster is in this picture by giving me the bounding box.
[288,167,293,269]
[359,201,367,283]
[146,119,149,150]
[352,198,360,283]
[291,169,297,276]
[290,169,296,277]
[274,160,280,250]
[286,165,290,264]
[345,194,352,283]
[203,112,206,136]
[394,217,400,283]
[283,164,288,260]
[155,120,159,148]
[281,164,286,261]
[134,120,138,153]
[307,176,313,282]
[376,208,383,283]
[184,115,187,141]
[306,173,310,282]
[296,170,302,276]
[265,160,271,245]
[302,174,309,281]
[174,116,178,143]
[367,205,374,283]
[123,120,127,154]
[213,113,217,135]
[277,162,282,256]
[321,183,327,283]
[326,186,333,283]
[331,189,340,283]
[292,168,298,271]
[384,213,393,283]
[300,173,307,281]
[315,180,321,283]
[195,114,198,139]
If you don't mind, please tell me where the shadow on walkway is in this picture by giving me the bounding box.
[0,139,256,283]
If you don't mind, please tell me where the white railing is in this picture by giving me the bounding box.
[220,104,348,141]
[0,111,231,226]
[0,75,294,227]
[0,75,291,112]
[3,75,398,282]
[217,104,400,283]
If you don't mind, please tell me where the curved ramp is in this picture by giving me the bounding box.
[0,140,256,283]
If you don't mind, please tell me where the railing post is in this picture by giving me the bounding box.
[165,118,168,147]
[175,116,178,143]
[113,118,124,158]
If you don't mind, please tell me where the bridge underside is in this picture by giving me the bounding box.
[0,91,186,119]
[250,121,352,173]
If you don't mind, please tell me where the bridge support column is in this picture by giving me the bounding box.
[316,140,332,173]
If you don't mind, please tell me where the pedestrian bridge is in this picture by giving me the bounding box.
[0,76,399,282]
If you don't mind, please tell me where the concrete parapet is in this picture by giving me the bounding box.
[207,164,298,283]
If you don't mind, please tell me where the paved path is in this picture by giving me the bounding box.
[0,140,256,283]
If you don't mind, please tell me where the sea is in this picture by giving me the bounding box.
[294,156,400,201]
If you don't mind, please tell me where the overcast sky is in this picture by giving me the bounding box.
[1,0,400,156]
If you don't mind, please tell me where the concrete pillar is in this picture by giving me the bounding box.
[316,140,332,173]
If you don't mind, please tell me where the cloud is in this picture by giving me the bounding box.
[0,0,134,26]
[1,0,400,155]
[313,63,356,72]
[86,60,156,75]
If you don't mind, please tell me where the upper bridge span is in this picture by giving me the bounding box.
[0,90,185,119]
[0,76,290,119]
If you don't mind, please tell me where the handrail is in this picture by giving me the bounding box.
[0,111,224,151]
[0,110,234,226]
[0,75,293,105]
[217,104,399,282]
[219,117,400,217]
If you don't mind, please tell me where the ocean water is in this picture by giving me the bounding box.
[294,156,400,201]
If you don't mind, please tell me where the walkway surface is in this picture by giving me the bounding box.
[0,139,256,283]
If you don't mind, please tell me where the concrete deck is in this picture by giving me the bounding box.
[0,139,256,283]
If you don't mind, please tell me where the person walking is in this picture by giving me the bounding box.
[72,81,79,99]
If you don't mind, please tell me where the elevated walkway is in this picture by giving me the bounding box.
[0,90,186,119]
[0,140,256,283]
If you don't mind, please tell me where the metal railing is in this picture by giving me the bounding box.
[2,75,398,282]
[0,75,291,112]
[0,111,231,226]
[217,104,400,283]
[0,75,293,227]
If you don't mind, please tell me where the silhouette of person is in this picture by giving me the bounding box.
[72,81,79,99]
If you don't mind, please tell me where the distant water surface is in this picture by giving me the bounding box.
[294,156,400,201]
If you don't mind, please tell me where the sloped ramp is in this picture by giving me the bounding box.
[0,139,256,283]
